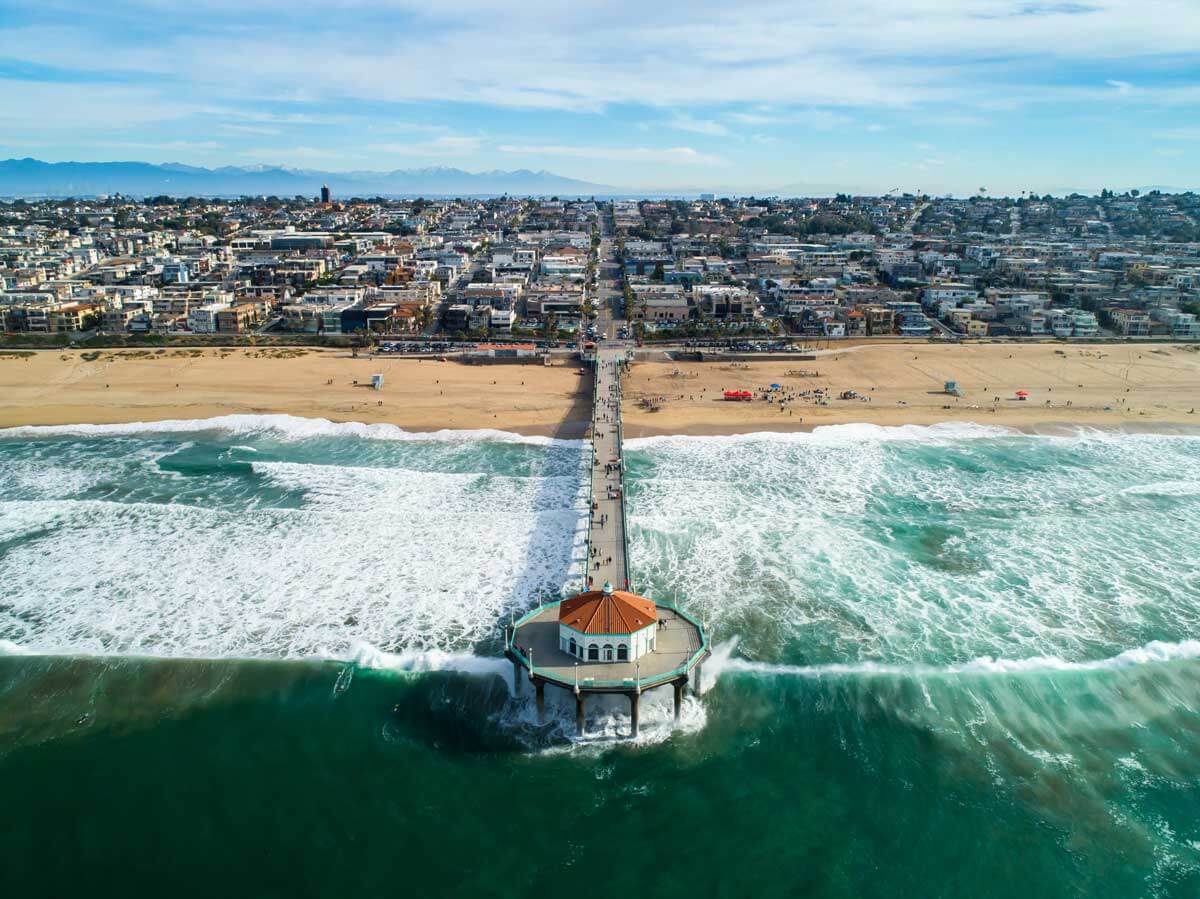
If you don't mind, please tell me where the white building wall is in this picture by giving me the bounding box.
[559,624,657,663]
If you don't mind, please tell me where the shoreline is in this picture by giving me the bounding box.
[2,343,1199,439]
[5,410,1199,443]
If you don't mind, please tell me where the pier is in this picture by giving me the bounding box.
[506,344,708,738]
[587,347,629,592]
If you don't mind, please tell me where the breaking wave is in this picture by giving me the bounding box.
[625,420,1018,449]
[0,413,583,448]
[711,639,1200,680]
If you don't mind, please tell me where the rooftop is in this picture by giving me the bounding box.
[559,587,657,635]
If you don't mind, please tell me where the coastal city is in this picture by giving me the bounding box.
[2,190,1199,347]
[4,0,1200,894]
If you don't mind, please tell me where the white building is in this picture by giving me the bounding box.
[557,583,658,664]
[923,284,978,309]
[187,302,230,333]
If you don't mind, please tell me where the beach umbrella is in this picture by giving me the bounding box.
[1015,390,1029,397]
[770,383,782,390]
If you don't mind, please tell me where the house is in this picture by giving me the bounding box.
[187,302,230,334]
[540,247,587,278]
[695,285,754,318]
[1108,309,1151,337]
[489,308,516,331]
[858,304,895,336]
[525,289,585,318]
[1150,308,1200,339]
[922,283,978,311]
[631,294,691,322]
[897,312,932,337]
[443,304,472,332]
[216,303,261,334]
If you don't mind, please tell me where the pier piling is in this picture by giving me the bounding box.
[535,678,545,725]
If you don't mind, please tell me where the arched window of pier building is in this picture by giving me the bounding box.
[569,637,578,657]
[588,644,599,661]
[617,644,628,661]
[604,644,614,662]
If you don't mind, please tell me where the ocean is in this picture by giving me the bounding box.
[2,416,1199,897]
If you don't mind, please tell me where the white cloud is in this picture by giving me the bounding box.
[6,1,1199,116]
[366,135,484,157]
[1,0,1198,192]
[728,111,780,125]
[665,114,728,136]
[727,107,850,130]
[1155,127,1200,141]
[218,123,281,136]
[497,144,726,166]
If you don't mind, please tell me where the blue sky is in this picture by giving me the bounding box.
[0,0,1198,194]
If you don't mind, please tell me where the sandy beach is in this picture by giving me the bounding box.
[2,343,1199,436]
[623,342,1200,436]
[0,347,592,437]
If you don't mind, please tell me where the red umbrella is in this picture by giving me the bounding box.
[1015,390,1029,397]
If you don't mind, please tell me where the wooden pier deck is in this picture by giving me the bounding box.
[586,346,630,592]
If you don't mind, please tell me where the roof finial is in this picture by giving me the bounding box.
[602,580,614,595]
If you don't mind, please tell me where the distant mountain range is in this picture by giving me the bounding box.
[1,158,1195,200]
[0,158,616,199]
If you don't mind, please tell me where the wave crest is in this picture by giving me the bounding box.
[711,639,1200,681]
[0,413,583,447]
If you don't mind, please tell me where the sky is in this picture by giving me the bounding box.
[0,0,1198,194]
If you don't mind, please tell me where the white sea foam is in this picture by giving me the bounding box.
[625,420,1020,449]
[0,413,583,447]
[626,424,1200,667]
[1121,480,1200,497]
[349,641,513,681]
[2,420,1199,689]
[709,639,1200,681]
[521,685,709,753]
[0,455,588,657]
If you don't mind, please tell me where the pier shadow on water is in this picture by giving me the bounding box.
[374,359,596,750]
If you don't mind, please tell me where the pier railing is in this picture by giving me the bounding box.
[506,599,708,690]
[583,351,632,592]
[583,356,601,588]
[613,359,631,590]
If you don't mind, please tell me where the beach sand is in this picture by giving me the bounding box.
[2,343,1199,436]
[0,348,593,438]
[623,342,1200,436]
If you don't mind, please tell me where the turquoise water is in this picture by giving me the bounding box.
[2,416,1200,897]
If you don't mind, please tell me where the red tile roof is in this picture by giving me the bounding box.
[558,590,657,635]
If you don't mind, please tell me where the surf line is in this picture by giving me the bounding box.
[713,639,1200,680]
